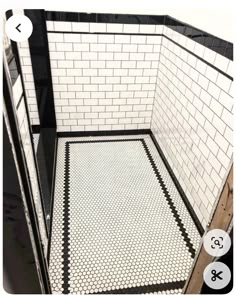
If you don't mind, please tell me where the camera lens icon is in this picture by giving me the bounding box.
[203,229,231,257]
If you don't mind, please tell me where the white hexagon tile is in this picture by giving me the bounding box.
[49,134,202,294]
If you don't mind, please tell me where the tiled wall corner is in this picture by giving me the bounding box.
[151,32,233,228]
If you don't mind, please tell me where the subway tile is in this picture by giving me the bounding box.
[106,44,122,52]
[131,35,146,44]
[54,21,72,31]
[106,23,123,33]
[81,34,98,43]
[123,24,139,33]
[89,23,107,33]
[48,33,64,42]
[98,34,114,43]
[139,25,156,34]
[115,35,130,44]
[64,34,81,42]
[72,22,89,32]
[73,43,89,51]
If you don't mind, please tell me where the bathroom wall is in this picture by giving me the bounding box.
[151,26,233,228]
[46,21,163,131]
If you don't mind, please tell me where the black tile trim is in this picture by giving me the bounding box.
[57,129,150,138]
[45,11,233,60]
[62,142,70,294]
[61,137,198,293]
[97,280,185,294]
[47,135,58,263]
[150,131,204,236]
[16,93,24,110]
[47,31,232,81]
[32,124,40,134]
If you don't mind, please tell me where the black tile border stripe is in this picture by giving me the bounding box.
[61,137,198,293]
[97,279,185,294]
[45,11,233,60]
[46,31,233,81]
[149,131,204,236]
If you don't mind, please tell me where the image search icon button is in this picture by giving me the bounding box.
[203,229,231,257]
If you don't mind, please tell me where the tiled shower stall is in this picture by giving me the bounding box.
[4,9,233,294]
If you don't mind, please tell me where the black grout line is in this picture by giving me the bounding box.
[47,30,233,80]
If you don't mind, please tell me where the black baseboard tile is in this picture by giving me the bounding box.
[57,129,151,138]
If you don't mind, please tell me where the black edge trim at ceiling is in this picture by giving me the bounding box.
[47,135,58,263]
[32,124,41,134]
[149,131,204,236]
[57,129,150,138]
[61,137,198,293]
[46,31,233,81]
[45,11,233,60]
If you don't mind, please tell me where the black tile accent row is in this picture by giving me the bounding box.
[47,30,232,81]
[45,11,233,60]
[166,16,233,60]
[62,137,198,293]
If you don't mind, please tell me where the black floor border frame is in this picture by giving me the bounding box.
[60,136,200,294]
[57,129,204,236]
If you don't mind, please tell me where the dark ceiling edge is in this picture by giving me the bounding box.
[45,10,233,60]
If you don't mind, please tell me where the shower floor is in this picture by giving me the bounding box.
[49,134,201,294]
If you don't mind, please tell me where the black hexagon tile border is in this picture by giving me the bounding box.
[49,134,201,294]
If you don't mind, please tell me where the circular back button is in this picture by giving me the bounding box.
[203,229,231,257]
[5,14,33,42]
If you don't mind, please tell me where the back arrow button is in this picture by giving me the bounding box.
[16,24,21,33]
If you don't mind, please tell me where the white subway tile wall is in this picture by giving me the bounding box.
[47,22,163,131]
[40,20,233,228]
[151,27,233,228]
[18,40,40,125]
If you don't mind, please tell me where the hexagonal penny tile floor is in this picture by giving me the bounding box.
[49,134,201,294]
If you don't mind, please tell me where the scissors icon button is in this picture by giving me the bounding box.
[211,269,223,281]
[204,262,231,289]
